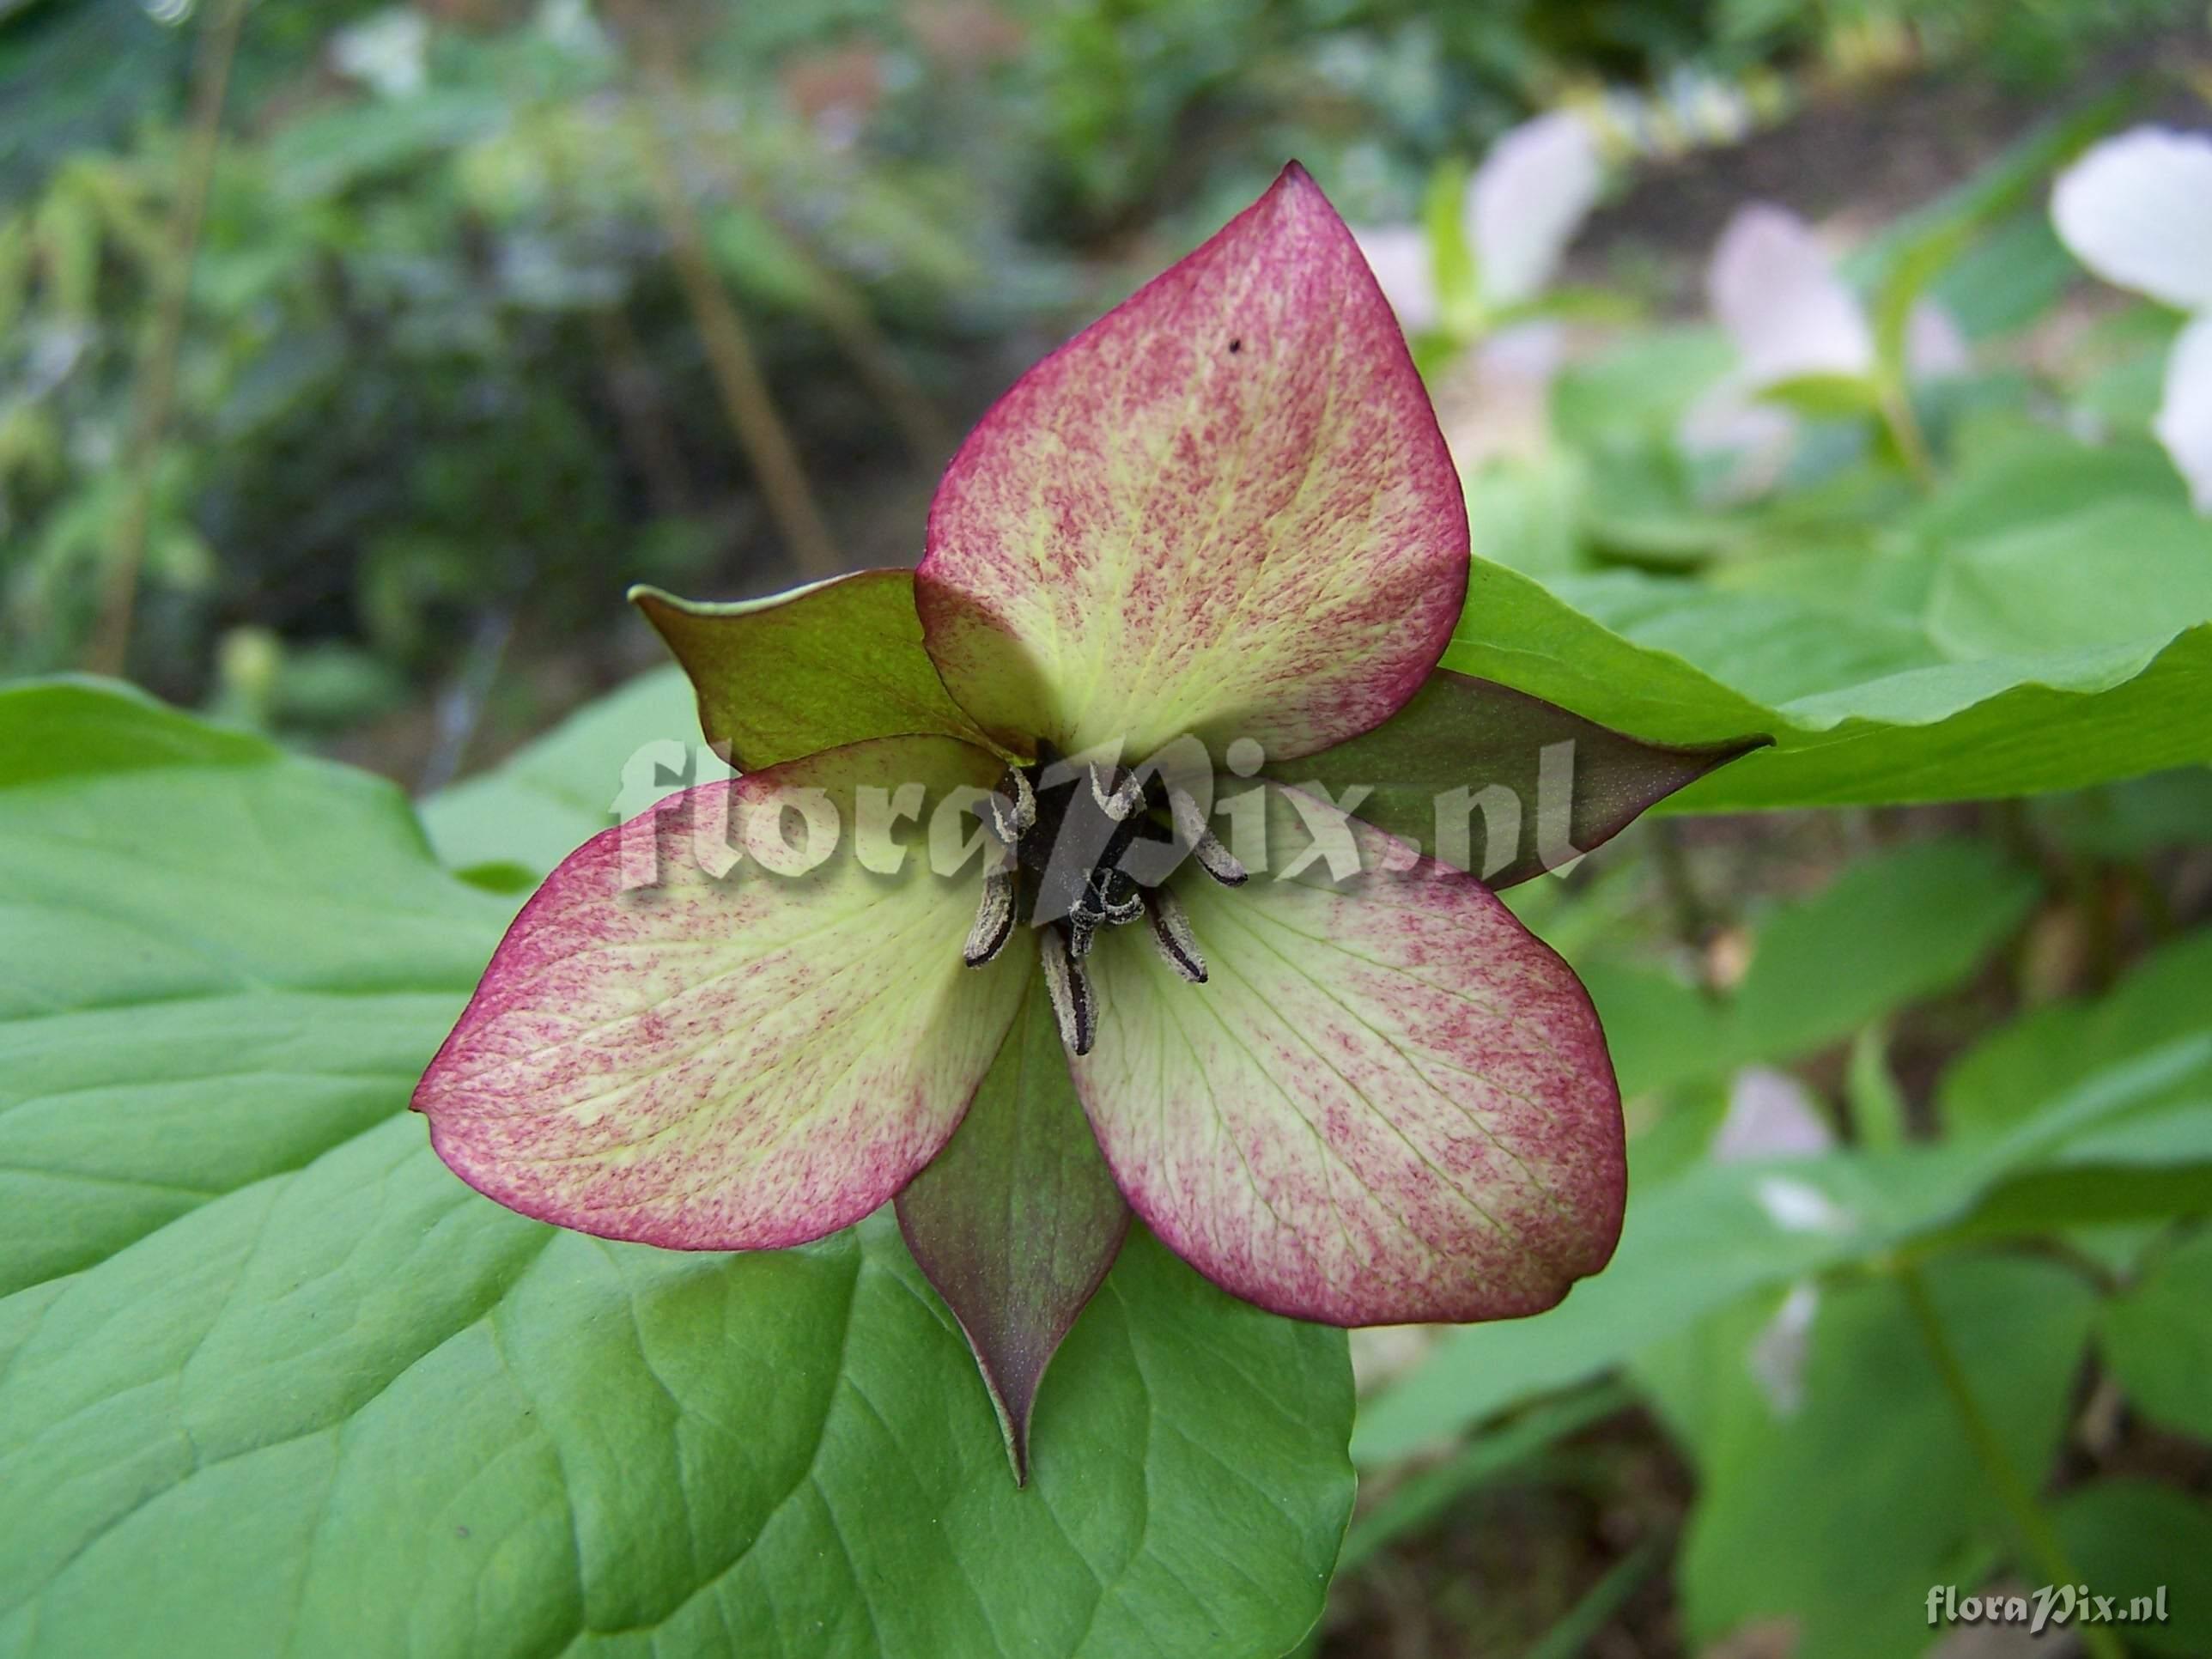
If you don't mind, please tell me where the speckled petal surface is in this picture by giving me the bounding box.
[1076,787,1623,1325]
[918,163,1468,765]
[414,735,1031,1249]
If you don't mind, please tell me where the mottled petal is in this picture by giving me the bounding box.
[415,736,1030,1249]
[1708,204,1874,386]
[896,978,1130,1483]
[919,163,1468,764]
[1468,111,1604,308]
[633,570,999,771]
[1077,788,1623,1325]
[2051,127,2212,312]
[2155,313,2212,514]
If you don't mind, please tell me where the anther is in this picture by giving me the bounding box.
[1089,764,1142,823]
[1169,787,1247,886]
[1145,888,1207,983]
[1065,905,1099,962]
[984,766,1036,846]
[1042,927,1097,1055]
[963,869,1016,967]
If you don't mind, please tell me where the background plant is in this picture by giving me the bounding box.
[3,2,2210,1656]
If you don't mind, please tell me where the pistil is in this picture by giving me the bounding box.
[961,744,1245,1054]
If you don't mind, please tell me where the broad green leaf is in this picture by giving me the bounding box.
[1638,1256,2097,1659]
[1446,559,2212,810]
[418,666,729,874]
[2100,1228,2212,1443]
[2054,1480,2212,1658]
[1927,498,2212,661]
[896,980,1131,1482]
[1940,930,2212,1140]
[0,682,1358,1658]
[0,677,272,782]
[0,680,515,1295]
[1545,568,1943,707]
[1584,839,2039,1098]
[1895,426,2188,549]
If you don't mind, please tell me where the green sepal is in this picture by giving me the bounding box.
[896,973,1131,1483]
[630,569,1000,771]
[1270,666,1767,886]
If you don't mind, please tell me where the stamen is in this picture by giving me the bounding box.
[963,869,1016,967]
[984,766,1035,847]
[1065,904,1100,961]
[1095,866,1144,926]
[1041,927,1097,1055]
[1169,787,1247,886]
[1089,764,1142,823]
[1145,887,1206,983]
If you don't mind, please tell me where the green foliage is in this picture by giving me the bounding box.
[0,680,1357,1658]
[8,5,2212,1652]
[1643,1257,2100,1659]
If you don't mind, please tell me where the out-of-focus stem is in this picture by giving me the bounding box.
[1879,380,1936,489]
[700,152,953,460]
[1897,1261,2123,1659]
[623,9,841,580]
[87,0,249,678]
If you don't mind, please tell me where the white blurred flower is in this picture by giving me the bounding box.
[1747,1281,1820,1417]
[1352,223,1440,334]
[1354,110,1605,332]
[1680,204,1967,499]
[1752,1175,1854,1236]
[331,8,429,101]
[1713,1066,1835,1162]
[2051,126,2212,512]
[1469,111,1607,308]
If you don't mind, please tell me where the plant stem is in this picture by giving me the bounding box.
[1879,380,1936,489]
[623,8,842,581]
[1897,1262,2122,1659]
[87,0,249,678]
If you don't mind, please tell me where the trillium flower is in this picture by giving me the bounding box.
[1355,111,1607,339]
[414,165,1763,1477]
[2051,126,2212,512]
[1680,204,1968,498]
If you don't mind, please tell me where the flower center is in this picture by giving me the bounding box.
[961,741,1245,1055]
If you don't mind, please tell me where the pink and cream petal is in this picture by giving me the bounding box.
[414,735,1031,1250]
[919,162,1468,766]
[1075,788,1624,1326]
[633,570,1000,772]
